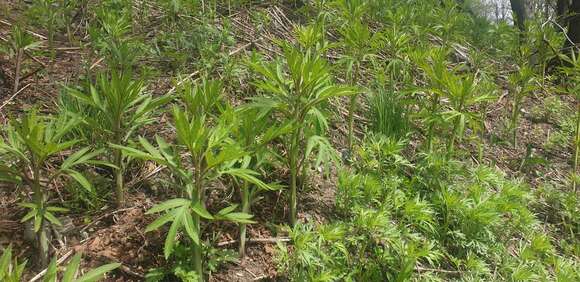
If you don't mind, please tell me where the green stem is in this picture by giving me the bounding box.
[479,107,486,162]
[348,94,357,153]
[426,94,440,153]
[573,102,580,192]
[32,162,48,268]
[193,213,203,280]
[512,96,520,148]
[114,147,124,207]
[347,63,360,153]
[289,130,300,226]
[193,158,205,280]
[239,182,250,257]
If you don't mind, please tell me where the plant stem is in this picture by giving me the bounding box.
[13,49,22,94]
[193,158,204,280]
[289,130,300,226]
[511,95,520,148]
[32,162,48,268]
[573,102,580,192]
[426,93,440,153]
[347,63,359,153]
[193,213,203,280]
[239,182,250,257]
[113,147,124,207]
[348,94,357,152]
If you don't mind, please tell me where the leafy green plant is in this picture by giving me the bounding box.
[413,47,450,153]
[66,71,170,207]
[1,25,41,94]
[43,252,120,282]
[230,108,287,256]
[114,79,271,280]
[508,65,536,147]
[559,51,580,192]
[367,85,411,139]
[339,19,373,152]
[248,43,356,225]
[278,134,559,281]
[441,72,494,154]
[0,111,102,267]
[0,246,26,282]
[89,6,138,71]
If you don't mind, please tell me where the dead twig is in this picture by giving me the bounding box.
[415,266,462,275]
[217,237,290,247]
[0,83,31,111]
[118,264,145,279]
[0,19,47,40]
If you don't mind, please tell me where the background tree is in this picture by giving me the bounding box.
[510,0,528,32]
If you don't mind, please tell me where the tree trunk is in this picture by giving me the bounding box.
[565,0,580,49]
[510,0,528,32]
[557,0,570,27]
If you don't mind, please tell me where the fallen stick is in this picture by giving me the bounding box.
[165,71,200,96]
[415,266,462,275]
[29,250,74,282]
[0,19,47,40]
[118,264,145,279]
[0,83,31,111]
[89,57,105,70]
[217,237,290,247]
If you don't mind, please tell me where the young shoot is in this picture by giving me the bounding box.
[113,79,274,280]
[66,71,171,207]
[248,43,356,225]
[1,25,41,94]
[508,65,536,147]
[0,111,102,267]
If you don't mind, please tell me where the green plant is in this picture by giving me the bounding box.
[0,111,102,267]
[89,6,138,71]
[31,0,58,57]
[0,246,26,282]
[114,79,272,280]
[1,25,41,94]
[248,43,356,225]
[230,108,287,256]
[508,65,536,147]
[367,86,411,139]
[441,72,494,155]
[1,246,119,281]
[66,71,170,207]
[43,252,120,282]
[413,47,450,153]
[339,19,373,152]
[559,51,580,192]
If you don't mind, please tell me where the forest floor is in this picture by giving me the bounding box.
[0,2,576,282]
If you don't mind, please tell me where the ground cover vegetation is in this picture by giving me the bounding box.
[0,0,578,281]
